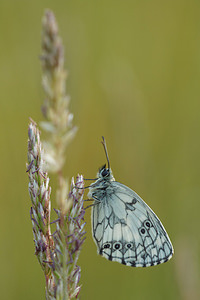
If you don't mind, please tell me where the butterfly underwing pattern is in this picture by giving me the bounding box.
[87,137,174,267]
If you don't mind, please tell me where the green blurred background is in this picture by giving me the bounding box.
[0,0,199,299]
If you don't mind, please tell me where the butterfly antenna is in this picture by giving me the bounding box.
[101,136,110,169]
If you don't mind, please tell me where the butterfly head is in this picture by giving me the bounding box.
[97,164,115,181]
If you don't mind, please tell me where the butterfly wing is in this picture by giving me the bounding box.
[92,181,173,267]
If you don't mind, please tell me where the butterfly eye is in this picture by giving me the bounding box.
[101,168,109,177]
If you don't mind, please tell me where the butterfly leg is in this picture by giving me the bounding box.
[84,202,100,210]
[84,195,101,210]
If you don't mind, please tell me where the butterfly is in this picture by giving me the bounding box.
[87,137,174,267]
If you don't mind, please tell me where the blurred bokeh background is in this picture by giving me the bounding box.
[0,1,200,299]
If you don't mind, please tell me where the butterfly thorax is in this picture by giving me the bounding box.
[88,164,115,201]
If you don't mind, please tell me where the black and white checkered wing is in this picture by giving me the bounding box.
[92,181,173,267]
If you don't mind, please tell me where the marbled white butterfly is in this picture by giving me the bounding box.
[88,137,174,267]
